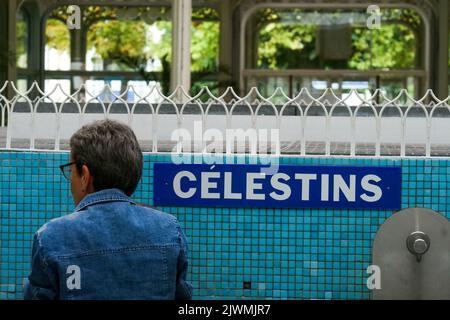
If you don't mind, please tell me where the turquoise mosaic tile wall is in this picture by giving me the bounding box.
[0,151,449,300]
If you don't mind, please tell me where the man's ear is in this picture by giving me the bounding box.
[81,164,91,186]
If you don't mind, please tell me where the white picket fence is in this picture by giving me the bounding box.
[1,81,450,157]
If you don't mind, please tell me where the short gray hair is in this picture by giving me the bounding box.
[70,120,143,196]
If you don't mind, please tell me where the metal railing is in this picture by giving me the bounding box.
[1,81,450,158]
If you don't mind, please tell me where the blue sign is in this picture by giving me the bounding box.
[153,163,402,210]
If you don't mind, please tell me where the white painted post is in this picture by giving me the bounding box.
[171,0,192,95]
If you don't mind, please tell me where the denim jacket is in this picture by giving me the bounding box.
[23,188,193,300]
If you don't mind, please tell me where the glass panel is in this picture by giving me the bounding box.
[45,19,70,71]
[191,7,219,92]
[448,31,450,96]
[16,9,28,69]
[245,8,424,97]
[86,6,172,74]
[253,8,422,71]
[16,79,28,92]
[43,6,173,94]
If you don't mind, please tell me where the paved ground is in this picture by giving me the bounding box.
[0,127,6,149]
[1,126,449,156]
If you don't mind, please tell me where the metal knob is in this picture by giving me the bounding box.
[406,231,430,262]
[413,238,428,254]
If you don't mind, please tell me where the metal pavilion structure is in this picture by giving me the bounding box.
[0,0,449,98]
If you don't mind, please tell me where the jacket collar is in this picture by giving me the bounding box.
[74,188,135,212]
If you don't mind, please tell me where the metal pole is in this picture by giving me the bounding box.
[437,0,449,99]
[7,0,17,98]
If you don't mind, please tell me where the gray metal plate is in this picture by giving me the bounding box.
[372,208,450,300]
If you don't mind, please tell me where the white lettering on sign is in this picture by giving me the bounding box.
[201,172,221,199]
[171,171,384,203]
[361,175,382,202]
[333,175,356,202]
[321,174,329,201]
[173,171,197,199]
[224,172,242,200]
[295,174,317,201]
[246,173,266,200]
[269,173,291,201]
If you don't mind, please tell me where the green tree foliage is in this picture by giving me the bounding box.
[256,8,421,70]
[45,19,70,52]
[146,20,172,69]
[16,12,28,68]
[191,21,219,72]
[45,6,219,73]
[258,22,316,69]
[349,25,416,70]
[44,5,219,93]
[87,20,148,70]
